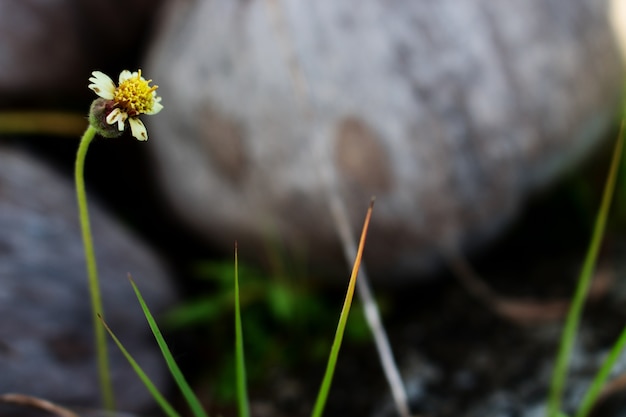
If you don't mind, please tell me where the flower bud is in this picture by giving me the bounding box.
[88,98,124,138]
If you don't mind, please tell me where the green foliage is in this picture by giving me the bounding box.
[163,258,372,402]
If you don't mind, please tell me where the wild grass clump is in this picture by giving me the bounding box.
[100,202,375,417]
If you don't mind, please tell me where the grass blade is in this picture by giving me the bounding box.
[127,275,209,417]
[98,314,181,417]
[574,120,626,417]
[575,322,626,417]
[234,242,251,417]
[546,118,625,417]
[328,188,412,417]
[311,199,375,417]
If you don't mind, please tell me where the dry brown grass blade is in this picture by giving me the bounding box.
[444,249,613,325]
[326,191,414,417]
[0,393,80,417]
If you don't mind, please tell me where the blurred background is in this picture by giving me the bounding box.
[1,1,626,416]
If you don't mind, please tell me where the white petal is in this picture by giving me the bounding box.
[128,117,148,141]
[88,71,115,99]
[118,70,134,83]
[147,100,164,115]
[106,108,127,131]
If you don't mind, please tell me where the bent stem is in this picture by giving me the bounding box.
[75,125,114,410]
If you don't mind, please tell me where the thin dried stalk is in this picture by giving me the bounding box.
[0,393,80,417]
[444,248,612,325]
[264,1,413,416]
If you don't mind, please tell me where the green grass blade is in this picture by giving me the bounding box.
[234,243,251,417]
[311,199,375,417]
[128,276,209,417]
[98,314,181,417]
[546,118,625,417]
[575,322,626,417]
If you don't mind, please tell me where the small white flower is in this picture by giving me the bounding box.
[88,69,162,141]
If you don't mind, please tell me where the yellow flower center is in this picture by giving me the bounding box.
[113,70,158,117]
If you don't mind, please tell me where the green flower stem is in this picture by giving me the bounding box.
[546,118,625,417]
[75,125,115,411]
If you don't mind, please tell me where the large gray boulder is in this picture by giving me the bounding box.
[0,146,176,412]
[145,0,623,281]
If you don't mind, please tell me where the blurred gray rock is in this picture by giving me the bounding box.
[145,0,623,281]
[0,146,176,412]
[0,0,163,106]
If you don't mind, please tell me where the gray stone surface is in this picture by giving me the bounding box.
[145,0,623,282]
[0,146,176,412]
